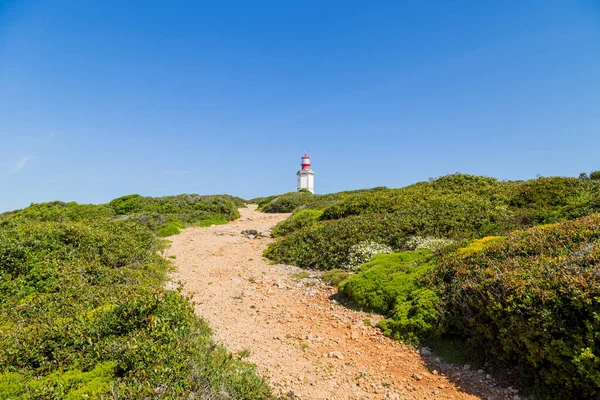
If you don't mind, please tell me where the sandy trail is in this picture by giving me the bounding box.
[167,206,515,400]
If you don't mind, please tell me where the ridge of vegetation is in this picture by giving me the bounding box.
[0,195,272,399]
[263,172,600,398]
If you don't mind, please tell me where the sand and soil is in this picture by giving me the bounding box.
[167,205,521,400]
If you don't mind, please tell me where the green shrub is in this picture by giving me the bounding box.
[0,201,115,228]
[265,174,600,272]
[339,250,439,343]
[271,209,323,237]
[196,215,229,227]
[157,221,183,237]
[509,177,600,225]
[320,174,511,221]
[108,193,241,232]
[265,194,512,270]
[340,251,434,314]
[259,192,315,213]
[258,187,387,214]
[0,361,117,399]
[264,213,409,270]
[432,214,600,398]
[343,241,393,270]
[0,205,272,399]
[591,170,600,180]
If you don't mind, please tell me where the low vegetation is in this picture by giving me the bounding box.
[0,197,272,399]
[109,194,244,235]
[253,187,388,214]
[432,214,600,398]
[340,250,439,343]
[263,172,600,398]
[265,174,600,270]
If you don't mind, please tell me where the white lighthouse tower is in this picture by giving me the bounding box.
[297,154,315,194]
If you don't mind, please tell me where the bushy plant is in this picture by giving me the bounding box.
[107,193,241,235]
[264,213,410,270]
[0,204,271,399]
[456,235,505,255]
[343,241,393,270]
[265,173,600,272]
[259,192,315,213]
[405,236,456,253]
[339,250,440,343]
[258,187,387,214]
[271,209,323,237]
[0,201,115,228]
[157,221,183,237]
[509,177,600,225]
[432,213,600,398]
[265,194,512,270]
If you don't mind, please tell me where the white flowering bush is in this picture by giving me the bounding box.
[405,236,455,253]
[343,241,393,270]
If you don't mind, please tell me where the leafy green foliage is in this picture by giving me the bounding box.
[339,251,439,343]
[0,201,271,399]
[0,201,115,227]
[258,192,315,213]
[264,213,409,270]
[265,174,600,271]
[157,221,183,237]
[432,214,600,398]
[340,250,435,314]
[257,187,388,214]
[108,194,242,236]
[271,209,323,237]
[509,177,600,224]
[0,194,243,238]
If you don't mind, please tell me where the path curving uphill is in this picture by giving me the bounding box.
[167,205,512,400]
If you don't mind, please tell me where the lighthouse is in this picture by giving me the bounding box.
[297,154,315,194]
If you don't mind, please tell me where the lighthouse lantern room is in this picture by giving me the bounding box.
[297,154,315,194]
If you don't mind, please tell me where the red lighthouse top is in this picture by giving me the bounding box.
[301,154,311,170]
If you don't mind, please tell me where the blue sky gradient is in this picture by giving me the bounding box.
[1,1,599,211]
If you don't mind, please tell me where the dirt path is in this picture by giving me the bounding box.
[167,206,519,400]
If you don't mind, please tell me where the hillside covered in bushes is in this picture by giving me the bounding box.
[0,195,273,399]
[261,172,600,398]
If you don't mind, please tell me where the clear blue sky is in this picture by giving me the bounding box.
[1,1,599,212]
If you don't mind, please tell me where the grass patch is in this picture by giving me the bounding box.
[290,270,310,281]
[320,269,351,286]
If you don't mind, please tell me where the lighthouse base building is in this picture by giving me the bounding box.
[297,154,315,194]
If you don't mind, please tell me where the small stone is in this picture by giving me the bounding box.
[433,390,441,395]
[385,391,401,400]
[486,374,492,380]
[420,347,433,357]
[432,370,439,375]
[463,364,471,371]
[513,396,521,400]
[477,369,484,374]
[328,351,345,360]
[413,373,423,381]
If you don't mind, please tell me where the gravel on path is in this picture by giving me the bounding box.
[167,205,520,400]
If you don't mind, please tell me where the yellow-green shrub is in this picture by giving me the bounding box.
[339,250,440,343]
